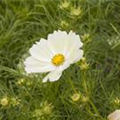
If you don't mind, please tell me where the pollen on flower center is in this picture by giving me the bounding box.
[52,54,65,66]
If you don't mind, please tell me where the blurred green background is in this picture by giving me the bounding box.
[0,0,120,120]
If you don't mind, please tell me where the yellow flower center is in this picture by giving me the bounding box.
[52,54,65,66]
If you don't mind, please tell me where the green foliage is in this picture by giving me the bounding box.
[0,0,120,120]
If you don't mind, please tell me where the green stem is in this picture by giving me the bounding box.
[82,71,104,120]
[68,78,76,93]
[89,100,104,119]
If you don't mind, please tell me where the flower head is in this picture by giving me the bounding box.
[81,33,91,43]
[60,20,69,29]
[0,96,9,107]
[108,110,120,120]
[79,57,89,70]
[17,78,25,86]
[71,7,82,16]
[10,97,21,107]
[71,93,80,102]
[32,101,54,119]
[81,96,89,103]
[43,103,54,115]
[111,97,120,106]
[24,30,83,82]
[32,109,43,118]
[59,0,70,9]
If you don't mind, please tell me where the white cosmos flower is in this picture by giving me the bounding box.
[108,110,120,120]
[24,30,83,82]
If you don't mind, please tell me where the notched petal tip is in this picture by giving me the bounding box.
[58,30,67,34]
[43,70,62,83]
[43,75,49,83]
[24,67,31,74]
[49,30,67,38]
[36,38,47,45]
[69,30,74,34]
[29,44,37,54]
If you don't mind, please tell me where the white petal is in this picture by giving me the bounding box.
[24,57,55,73]
[47,30,68,54]
[30,39,53,62]
[43,68,62,82]
[63,31,83,55]
[60,61,70,71]
[69,31,83,48]
[108,110,120,120]
[66,49,83,64]
[47,30,83,57]
[74,50,84,62]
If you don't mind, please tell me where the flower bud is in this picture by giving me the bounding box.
[60,20,69,29]
[43,102,54,115]
[81,33,91,43]
[81,96,89,103]
[71,93,80,102]
[17,78,25,86]
[11,97,20,106]
[79,57,89,70]
[1,96,9,107]
[59,1,70,9]
[113,97,120,105]
[33,109,43,117]
[71,7,82,16]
